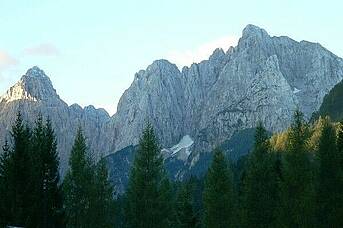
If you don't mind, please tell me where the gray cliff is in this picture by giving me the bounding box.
[110,24,343,154]
[1,25,343,175]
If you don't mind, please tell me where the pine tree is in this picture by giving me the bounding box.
[125,123,172,228]
[63,127,115,227]
[42,118,64,227]
[316,117,343,227]
[29,114,46,227]
[280,110,316,227]
[6,112,33,227]
[22,114,64,228]
[63,127,94,228]
[92,158,116,228]
[337,121,343,170]
[242,122,280,227]
[175,180,199,228]
[203,148,236,228]
[0,139,12,227]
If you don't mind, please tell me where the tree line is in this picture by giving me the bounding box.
[1,110,343,227]
[0,113,115,227]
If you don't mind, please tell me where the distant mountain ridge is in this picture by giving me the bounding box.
[0,67,111,174]
[109,24,343,156]
[0,24,343,178]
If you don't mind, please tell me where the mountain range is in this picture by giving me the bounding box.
[1,24,343,190]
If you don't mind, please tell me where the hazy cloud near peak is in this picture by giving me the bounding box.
[24,43,60,56]
[0,50,18,81]
[0,50,17,68]
[166,35,238,68]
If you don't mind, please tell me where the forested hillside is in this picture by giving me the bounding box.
[1,111,343,227]
[313,79,343,121]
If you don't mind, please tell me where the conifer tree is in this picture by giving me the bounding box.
[337,121,343,170]
[7,112,33,227]
[29,114,46,227]
[125,123,172,228]
[42,118,64,227]
[175,180,199,228]
[242,122,280,227]
[63,127,115,228]
[63,127,94,228]
[0,140,11,227]
[316,118,343,227]
[22,115,64,228]
[203,148,236,228]
[280,110,315,227]
[92,158,116,228]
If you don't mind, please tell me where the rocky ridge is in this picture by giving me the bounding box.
[0,67,111,174]
[1,25,343,176]
[110,24,343,155]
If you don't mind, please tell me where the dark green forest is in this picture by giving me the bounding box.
[312,79,343,122]
[1,111,343,227]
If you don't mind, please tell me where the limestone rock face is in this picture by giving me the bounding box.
[1,25,343,176]
[111,24,343,153]
[0,66,61,103]
[0,67,111,174]
[110,59,185,150]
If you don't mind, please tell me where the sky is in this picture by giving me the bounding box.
[0,0,342,115]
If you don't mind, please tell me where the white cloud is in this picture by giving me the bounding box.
[166,35,238,68]
[24,43,59,56]
[0,51,18,81]
[0,51,17,68]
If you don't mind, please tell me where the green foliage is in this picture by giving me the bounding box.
[316,118,343,227]
[29,114,64,227]
[337,121,343,168]
[0,113,64,227]
[242,122,280,228]
[4,112,33,227]
[43,118,65,227]
[0,139,11,227]
[313,79,343,121]
[125,123,172,228]
[29,114,48,227]
[279,110,316,227]
[175,180,199,228]
[203,148,236,228]
[3,110,343,228]
[63,127,115,228]
[92,159,116,228]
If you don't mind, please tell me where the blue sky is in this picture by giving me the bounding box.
[0,0,342,115]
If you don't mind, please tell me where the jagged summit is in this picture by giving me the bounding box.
[112,24,343,155]
[0,67,112,173]
[24,66,47,78]
[146,59,180,74]
[134,59,181,81]
[0,67,60,103]
[209,48,225,61]
[1,24,343,178]
[242,24,270,38]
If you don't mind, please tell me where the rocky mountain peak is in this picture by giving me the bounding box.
[24,66,47,78]
[0,67,60,103]
[84,105,110,119]
[111,24,343,156]
[1,24,343,180]
[147,59,180,75]
[134,60,180,82]
[242,24,269,39]
[209,48,226,62]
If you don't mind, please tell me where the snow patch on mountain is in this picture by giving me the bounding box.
[293,87,301,94]
[162,135,194,161]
